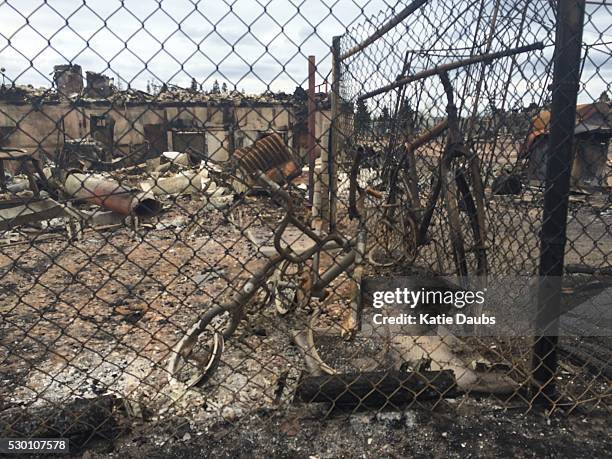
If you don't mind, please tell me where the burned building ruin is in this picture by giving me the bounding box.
[0,65,332,171]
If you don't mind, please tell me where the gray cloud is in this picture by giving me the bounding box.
[0,0,386,92]
[0,0,608,101]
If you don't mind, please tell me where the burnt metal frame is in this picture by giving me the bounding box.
[360,71,488,284]
[339,39,540,283]
[167,170,368,388]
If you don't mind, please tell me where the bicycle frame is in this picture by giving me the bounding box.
[354,71,487,283]
[168,171,367,386]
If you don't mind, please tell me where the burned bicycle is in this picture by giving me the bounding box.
[166,107,487,391]
[167,42,543,392]
[166,133,370,387]
[362,72,487,286]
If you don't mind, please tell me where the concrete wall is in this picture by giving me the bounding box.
[0,101,305,163]
[0,103,165,153]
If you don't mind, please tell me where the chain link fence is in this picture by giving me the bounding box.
[333,0,611,409]
[0,0,610,454]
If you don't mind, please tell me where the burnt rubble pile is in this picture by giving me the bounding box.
[0,146,239,242]
[0,84,61,105]
[0,64,325,107]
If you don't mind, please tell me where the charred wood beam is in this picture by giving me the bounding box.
[0,395,118,440]
[565,263,612,276]
[295,370,456,407]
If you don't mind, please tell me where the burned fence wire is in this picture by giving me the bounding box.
[333,0,610,411]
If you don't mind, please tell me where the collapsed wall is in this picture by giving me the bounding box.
[53,64,84,96]
[0,81,331,166]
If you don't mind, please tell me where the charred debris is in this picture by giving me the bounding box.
[0,65,328,243]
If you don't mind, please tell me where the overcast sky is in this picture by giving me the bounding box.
[0,0,398,93]
[0,0,609,103]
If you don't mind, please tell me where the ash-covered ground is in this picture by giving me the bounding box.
[33,400,612,458]
[1,170,610,458]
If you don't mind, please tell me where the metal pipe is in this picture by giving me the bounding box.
[316,249,357,291]
[532,0,585,403]
[358,42,545,101]
[403,119,448,205]
[63,172,161,218]
[308,55,317,205]
[339,0,429,61]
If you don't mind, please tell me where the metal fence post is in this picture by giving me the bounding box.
[532,0,585,402]
[329,36,341,232]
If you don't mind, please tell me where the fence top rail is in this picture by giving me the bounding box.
[357,41,545,101]
[339,0,429,61]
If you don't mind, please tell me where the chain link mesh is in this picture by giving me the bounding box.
[0,0,610,455]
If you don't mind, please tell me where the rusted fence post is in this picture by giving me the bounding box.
[532,0,585,403]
